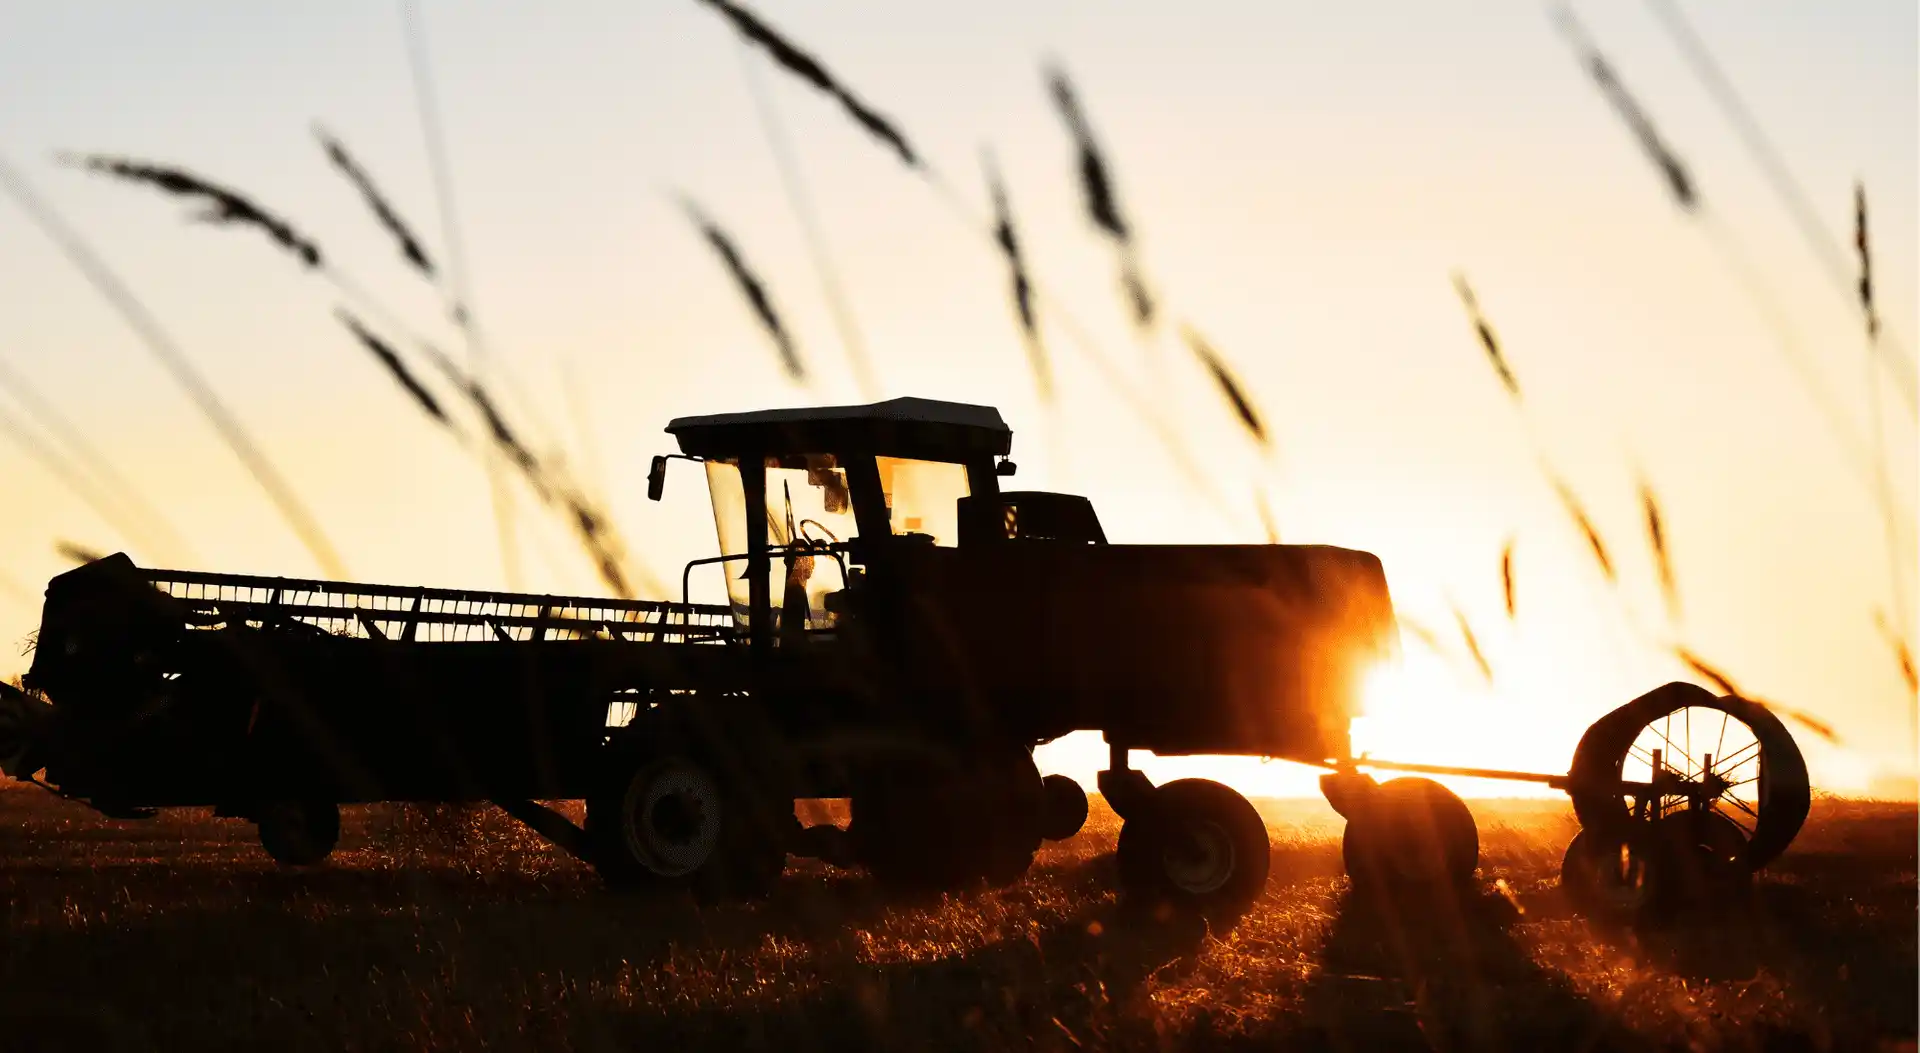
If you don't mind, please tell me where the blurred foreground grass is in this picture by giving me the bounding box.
[0,788,1910,1052]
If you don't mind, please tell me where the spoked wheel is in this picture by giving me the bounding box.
[1116,778,1270,924]
[1568,682,1809,870]
[256,801,341,867]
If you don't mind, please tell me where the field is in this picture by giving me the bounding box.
[0,787,1911,1052]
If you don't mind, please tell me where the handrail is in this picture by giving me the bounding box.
[681,542,851,606]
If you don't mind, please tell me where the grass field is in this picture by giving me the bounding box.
[0,787,1911,1052]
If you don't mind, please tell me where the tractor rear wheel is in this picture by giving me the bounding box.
[1116,778,1270,924]
[256,800,340,867]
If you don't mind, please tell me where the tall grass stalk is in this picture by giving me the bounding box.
[1640,478,1680,620]
[681,197,807,383]
[1873,609,1917,697]
[315,126,436,278]
[1551,476,1616,584]
[984,149,1049,403]
[1855,184,1913,707]
[1452,273,1520,399]
[1047,66,1154,329]
[1500,538,1517,620]
[1674,645,1840,742]
[1646,0,1916,410]
[695,0,917,169]
[738,45,878,400]
[70,149,665,597]
[1180,325,1269,450]
[53,541,104,566]
[398,0,529,595]
[0,355,195,564]
[1551,10,1908,525]
[0,152,347,577]
[0,407,170,561]
[337,310,454,428]
[0,566,29,605]
[696,0,1249,532]
[1451,602,1494,683]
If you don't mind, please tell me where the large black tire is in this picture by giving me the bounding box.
[1560,826,1664,918]
[586,706,794,901]
[852,743,1044,892]
[257,801,341,867]
[1116,778,1270,924]
[1341,777,1478,891]
[1039,774,1090,841]
[1652,809,1753,909]
[1568,682,1808,869]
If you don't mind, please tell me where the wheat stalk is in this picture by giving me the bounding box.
[680,197,806,383]
[983,150,1049,402]
[1550,475,1616,583]
[1048,65,1154,328]
[315,126,436,278]
[336,311,451,426]
[1674,646,1839,742]
[1552,6,1695,211]
[1640,477,1680,619]
[1180,325,1268,449]
[1452,273,1521,399]
[1500,538,1517,620]
[1451,602,1494,683]
[54,541,103,566]
[1,153,346,577]
[694,0,916,168]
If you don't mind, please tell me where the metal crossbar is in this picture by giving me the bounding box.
[142,569,738,645]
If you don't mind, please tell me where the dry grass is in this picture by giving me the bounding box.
[0,789,1908,1051]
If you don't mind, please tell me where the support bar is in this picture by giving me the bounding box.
[1354,757,1569,789]
[492,799,593,862]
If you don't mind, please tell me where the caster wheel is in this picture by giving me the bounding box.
[1116,778,1270,924]
[1341,777,1478,890]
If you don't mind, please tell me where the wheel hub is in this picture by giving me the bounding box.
[1161,819,1235,894]
[626,760,723,877]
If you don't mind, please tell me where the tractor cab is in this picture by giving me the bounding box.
[651,397,1100,649]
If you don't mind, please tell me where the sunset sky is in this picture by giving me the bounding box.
[1,1,1913,794]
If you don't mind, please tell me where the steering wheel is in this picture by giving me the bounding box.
[797,518,841,546]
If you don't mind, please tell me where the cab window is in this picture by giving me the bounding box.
[875,457,969,547]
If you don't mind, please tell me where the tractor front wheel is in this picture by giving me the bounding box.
[1039,774,1090,841]
[587,748,790,901]
[1116,778,1270,924]
[256,800,341,867]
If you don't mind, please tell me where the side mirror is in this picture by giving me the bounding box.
[647,455,668,501]
[996,459,1018,477]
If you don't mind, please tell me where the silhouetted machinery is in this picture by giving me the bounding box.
[0,398,1808,920]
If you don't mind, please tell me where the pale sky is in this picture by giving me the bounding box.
[1,1,1914,793]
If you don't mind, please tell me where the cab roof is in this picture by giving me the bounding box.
[668,397,1012,460]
